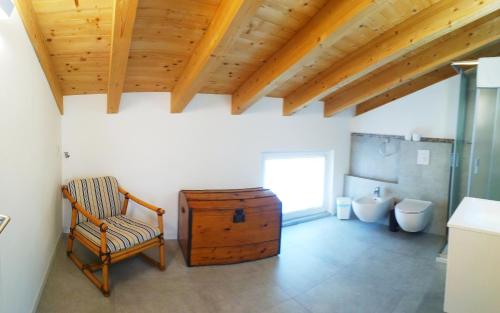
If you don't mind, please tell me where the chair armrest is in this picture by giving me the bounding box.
[118,187,164,235]
[118,187,165,216]
[61,186,108,232]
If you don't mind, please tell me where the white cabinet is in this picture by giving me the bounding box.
[444,197,500,313]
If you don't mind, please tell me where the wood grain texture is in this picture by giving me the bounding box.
[190,240,280,266]
[21,0,500,117]
[29,0,435,98]
[324,13,500,116]
[63,183,165,296]
[32,0,113,96]
[107,0,138,113]
[230,0,374,115]
[283,0,500,116]
[15,0,64,114]
[354,42,500,116]
[170,0,263,113]
[178,188,282,266]
[267,0,441,98]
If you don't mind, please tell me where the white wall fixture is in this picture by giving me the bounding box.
[0,0,14,19]
[417,149,430,165]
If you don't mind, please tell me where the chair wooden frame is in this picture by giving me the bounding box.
[62,185,165,296]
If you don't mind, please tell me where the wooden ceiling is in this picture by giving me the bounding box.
[15,0,500,115]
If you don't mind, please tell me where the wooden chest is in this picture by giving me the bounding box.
[178,188,282,266]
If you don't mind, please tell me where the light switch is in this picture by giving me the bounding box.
[417,150,430,165]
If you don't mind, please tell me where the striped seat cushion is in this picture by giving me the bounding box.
[75,215,160,253]
[67,176,121,224]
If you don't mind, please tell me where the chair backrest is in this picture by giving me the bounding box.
[67,176,121,224]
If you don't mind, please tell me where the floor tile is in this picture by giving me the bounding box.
[36,217,446,313]
[295,270,404,313]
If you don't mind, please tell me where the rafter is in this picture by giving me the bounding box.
[15,0,64,114]
[323,14,500,117]
[230,0,374,115]
[283,0,500,116]
[107,0,138,114]
[170,0,262,113]
[354,41,500,116]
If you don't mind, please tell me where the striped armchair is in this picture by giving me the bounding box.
[62,176,165,296]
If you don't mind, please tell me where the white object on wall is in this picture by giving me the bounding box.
[0,11,62,313]
[477,57,500,88]
[61,93,352,239]
[417,149,430,165]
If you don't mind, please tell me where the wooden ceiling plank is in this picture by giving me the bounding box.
[283,0,500,116]
[355,41,500,116]
[230,0,375,115]
[15,0,64,114]
[324,14,500,117]
[107,0,139,114]
[170,0,263,113]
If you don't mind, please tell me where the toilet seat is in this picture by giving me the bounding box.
[396,199,432,214]
[395,199,433,232]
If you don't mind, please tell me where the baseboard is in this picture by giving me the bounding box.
[436,244,448,264]
[31,232,63,313]
[283,211,331,227]
[435,255,447,264]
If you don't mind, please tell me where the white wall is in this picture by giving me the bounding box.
[0,12,62,313]
[61,93,352,238]
[350,76,461,139]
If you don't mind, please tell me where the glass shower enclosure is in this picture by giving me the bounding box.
[449,67,500,219]
[468,87,500,200]
[442,65,500,260]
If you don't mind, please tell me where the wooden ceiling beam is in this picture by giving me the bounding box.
[354,41,500,116]
[355,67,457,116]
[323,14,500,117]
[230,0,375,115]
[283,0,500,116]
[170,0,262,113]
[107,0,138,114]
[15,0,64,114]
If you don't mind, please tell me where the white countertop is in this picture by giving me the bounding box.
[448,197,500,236]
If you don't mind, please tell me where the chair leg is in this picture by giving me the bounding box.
[101,257,110,297]
[68,249,107,295]
[159,240,165,271]
[66,233,74,256]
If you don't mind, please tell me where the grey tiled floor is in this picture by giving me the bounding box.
[37,217,446,313]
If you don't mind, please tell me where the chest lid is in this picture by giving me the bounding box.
[181,188,281,210]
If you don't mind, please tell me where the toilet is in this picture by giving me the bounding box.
[395,199,433,232]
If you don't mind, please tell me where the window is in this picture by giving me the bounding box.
[262,152,332,221]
